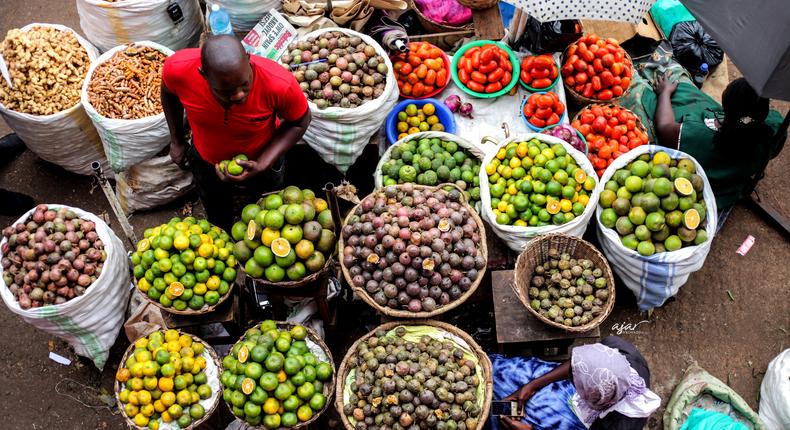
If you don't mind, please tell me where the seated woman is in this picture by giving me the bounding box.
[492,336,660,430]
[619,46,787,211]
[649,75,786,210]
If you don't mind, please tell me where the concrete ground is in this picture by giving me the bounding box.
[1,2,789,429]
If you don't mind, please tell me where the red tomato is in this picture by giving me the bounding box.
[565,76,576,86]
[600,71,614,87]
[488,68,505,83]
[531,68,550,79]
[591,76,602,91]
[459,69,470,84]
[592,117,607,133]
[467,80,485,93]
[501,71,512,85]
[547,113,560,125]
[535,107,553,119]
[580,112,595,124]
[534,55,553,68]
[529,117,546,128]
[479,61,498,74]
[532,78,553,88]
[574,59,588,72]
[521,70,532,84]
[555,102,565,115]
[598,89,613,100]
[561,63,575,76]
[549,65,558,79]
[583,83,594,98]
[575,72,588,85]
[437,69,448,87]
[537,95,554,109]
[471,71,487,84]
[485,81,503,93]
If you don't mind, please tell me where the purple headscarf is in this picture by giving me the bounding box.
[571,343,654,423]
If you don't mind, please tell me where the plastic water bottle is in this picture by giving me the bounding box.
[693,63,709,88]
[208,4,233,36]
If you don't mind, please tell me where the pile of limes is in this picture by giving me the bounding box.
[395,102,445,141]
[220,321,334,428]
[598,151,708,256]
[116,330,214,429]
[132,217,236,312]
[379,135,482,208]
[485,138,596,226]
[230,186,336,283]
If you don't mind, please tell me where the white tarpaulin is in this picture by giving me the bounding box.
[503,0,657,24]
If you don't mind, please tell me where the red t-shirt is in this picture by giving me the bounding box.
[162,49,308,164]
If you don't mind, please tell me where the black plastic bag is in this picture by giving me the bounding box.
[517,16,582,54]
[669,21,724,71]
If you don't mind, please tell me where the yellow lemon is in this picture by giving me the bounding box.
[206,276,220,291]
[173,235,189,251]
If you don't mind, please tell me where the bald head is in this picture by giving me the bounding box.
[200,35,253,106]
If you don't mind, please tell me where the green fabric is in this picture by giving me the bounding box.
[620,47,785,209]
[680,409,749,430]
[650,0,696,37]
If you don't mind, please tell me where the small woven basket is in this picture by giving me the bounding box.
[513,233,615,332]
[221,321,336,430]
[409,0,474,34]
[561,43,633,106]
[335,320,493,430]
[456,0,499,10]
[338,184,488,319]
[115,330,222,430]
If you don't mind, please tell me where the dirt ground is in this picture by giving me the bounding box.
[1,3,789,429]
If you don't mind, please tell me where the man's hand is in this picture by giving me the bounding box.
[500,416,533,430]
[169,137,188,169]
[654,72,678,97]
[214,159,269,183]
[505,383,537,410]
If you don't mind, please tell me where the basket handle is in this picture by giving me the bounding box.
[433,182,470,204]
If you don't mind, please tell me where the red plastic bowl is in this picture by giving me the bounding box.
[390,43,451,99]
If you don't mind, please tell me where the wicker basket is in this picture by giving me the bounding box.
[221,321,336,430]
[136,281,235,316]
[571,103,649,148]
[335,320,493,430]
[338,184,488,319]
[409,0,474,34]
[561,43,633,106]
[241,188,339,290]
[114,330,222,430]
[456,0,498,10]
[513,233,615,332]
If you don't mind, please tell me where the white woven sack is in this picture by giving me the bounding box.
[594,145,717,310]
[0,24,109,177]
[116,154,195,213]
[760,349,790,430]
[213,0,281,33]
[478,133,600,252]
[81,41,173,172]
[76,0,204,52]
[297,27,399,173]
[0,205,131,369]
[373,131,485,188]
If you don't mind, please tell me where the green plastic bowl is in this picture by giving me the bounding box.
[450,40,520,99]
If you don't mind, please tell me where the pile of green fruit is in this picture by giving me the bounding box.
[231,186,336,283]
[220,321,334,428]
[485,138,596,227]
[527,248,610,328]
[218,154,249,176]
[379,136,482,208]
[132,218,236,312]
[598,150,708,256]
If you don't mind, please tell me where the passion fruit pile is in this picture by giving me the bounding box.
[528,249,610,328]
[340,184,486,315]
[342,325,484,430]
[281,31,389,109]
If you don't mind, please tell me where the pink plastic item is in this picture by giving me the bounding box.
[414,0,472,27]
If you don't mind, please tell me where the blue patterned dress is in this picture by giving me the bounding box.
[489,355,586,430]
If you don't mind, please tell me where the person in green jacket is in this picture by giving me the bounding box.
[648,75,785,209]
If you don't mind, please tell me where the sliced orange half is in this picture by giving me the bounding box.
[241,377,255,395]
[246,220,258,241]
[168,282,184,297]
[238,345,249,363]
[271,238,291,258]
[674,177,693,196]
[684,208,701,229]
[546,199,561,215]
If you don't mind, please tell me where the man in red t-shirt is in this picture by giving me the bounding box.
[161,35,310,230]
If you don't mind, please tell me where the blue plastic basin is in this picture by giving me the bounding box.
[385,98,456,145]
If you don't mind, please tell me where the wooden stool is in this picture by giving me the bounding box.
[491,270,600,360]
[161,289,244,345]
[247,272,335,330]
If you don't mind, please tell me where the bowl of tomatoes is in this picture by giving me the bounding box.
[392,41,451,99]
[521,92,566,131]
[519,54,560,92]
[561,34,632,104]
[571,104,649,176]
[451,40,519,98]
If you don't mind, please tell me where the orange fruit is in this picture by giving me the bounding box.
[684,208,701,229]
[116,368,131,383]
[238,345,249,363]
[547,199,561,215]
[241,378,255,395]
[294,240,314,260]
[271,238,291,258]
[674,177,693,196]
[168,282,184,297]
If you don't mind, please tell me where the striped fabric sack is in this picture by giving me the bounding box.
[0,205,131,369]
[298,28,399,174]
[595,145,717,310]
